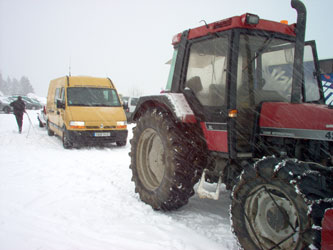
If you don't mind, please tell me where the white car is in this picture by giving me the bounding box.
[37,106,47,127]
[122,96,139,122]
[0,97,13,113]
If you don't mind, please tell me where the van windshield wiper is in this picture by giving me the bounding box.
[68,103,90,106]
[90,103,110,107]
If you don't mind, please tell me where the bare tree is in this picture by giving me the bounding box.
[128,87,143,97]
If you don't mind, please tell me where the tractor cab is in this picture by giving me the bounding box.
[165,13,323,159]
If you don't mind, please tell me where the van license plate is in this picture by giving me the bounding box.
[94,132,111,137]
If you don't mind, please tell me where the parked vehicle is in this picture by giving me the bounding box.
[37,106,47,127]
[26,98,42,110]
[129,1,333,249]
[122,96,139,122]
[319,59,333,105]
[321,74,333,105]
[46,76,128,148]
[0,97,13,113]
[10,95,43,110]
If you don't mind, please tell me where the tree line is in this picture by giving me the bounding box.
[0,73,34,96]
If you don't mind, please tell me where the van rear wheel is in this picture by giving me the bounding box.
[47,121,54,136]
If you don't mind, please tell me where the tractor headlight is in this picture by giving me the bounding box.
[242,13,260,26]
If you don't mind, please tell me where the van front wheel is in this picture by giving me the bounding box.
[62,127,73,149]
[116,141,126,146]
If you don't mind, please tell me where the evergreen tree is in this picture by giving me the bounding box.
[11,78,20,95]
[0,74,4,95]
[0,74,35,95]
[20,76,34,95]
[3,77,12,95]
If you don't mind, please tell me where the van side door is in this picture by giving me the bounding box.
[48,87,61,133]
[57,87,66,131]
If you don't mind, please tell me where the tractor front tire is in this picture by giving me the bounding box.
[231,157,314,250]
[129,108,205,211]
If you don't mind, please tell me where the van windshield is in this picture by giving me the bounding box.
[67,87,121,107]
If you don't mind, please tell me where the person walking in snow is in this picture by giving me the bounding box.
[10,96,26,133]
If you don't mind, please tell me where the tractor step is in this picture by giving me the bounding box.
[197,169,222,200]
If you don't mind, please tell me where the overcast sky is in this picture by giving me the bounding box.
[0,0,332,97]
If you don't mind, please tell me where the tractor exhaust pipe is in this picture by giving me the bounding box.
[291,0,307,103]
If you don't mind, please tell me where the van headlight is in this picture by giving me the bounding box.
[116,121,127,129]
[69,121,85,129]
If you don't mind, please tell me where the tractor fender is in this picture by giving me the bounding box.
[132,93,197,123]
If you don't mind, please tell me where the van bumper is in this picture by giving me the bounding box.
[67,129,128,144]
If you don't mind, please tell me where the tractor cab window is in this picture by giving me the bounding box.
[165,49,178,91]
[237,34,295,107]
[236,34,297,151]
[260,45,294,102]
[185,37,228,107]
[303,45,321,102]
[237,35,321,105]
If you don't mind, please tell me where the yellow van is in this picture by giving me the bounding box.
[46,76,128,148]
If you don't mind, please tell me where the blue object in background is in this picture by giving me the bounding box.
[321,74,333,105]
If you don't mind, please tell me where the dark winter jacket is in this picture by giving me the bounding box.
[10,99,26,116]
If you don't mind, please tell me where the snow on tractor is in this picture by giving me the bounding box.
[129,0,333,249]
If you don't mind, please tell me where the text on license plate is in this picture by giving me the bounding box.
[94,132,111,137]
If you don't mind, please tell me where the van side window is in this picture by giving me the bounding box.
[54,88,60,104]
[60,87,65,102]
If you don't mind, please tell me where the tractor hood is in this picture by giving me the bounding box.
[259,102,333,141]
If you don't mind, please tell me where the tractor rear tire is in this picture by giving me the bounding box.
[231,157,315,250]
[129,108,206,211]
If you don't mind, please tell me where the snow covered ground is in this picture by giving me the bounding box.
[0,110,238,250]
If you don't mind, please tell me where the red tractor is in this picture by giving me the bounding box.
[129,0,333,249]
